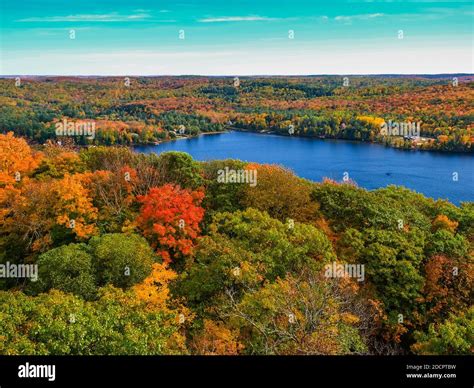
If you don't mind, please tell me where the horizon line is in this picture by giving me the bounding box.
[1,73,473,78]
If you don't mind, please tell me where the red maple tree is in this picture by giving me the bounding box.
[136,184,205,262]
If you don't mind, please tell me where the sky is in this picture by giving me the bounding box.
[0,0,473,75]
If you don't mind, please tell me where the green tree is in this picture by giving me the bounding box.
[412,307,474,355]
[0,287,185,355]
[29,243,97,300]
[155,151,203,190]
[201,159,247,219]
[176,208,335,310]
[360,229,425,316]
[89,233,155,289]
[425,229,469,259]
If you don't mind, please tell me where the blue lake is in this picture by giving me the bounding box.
[135,131,473,205]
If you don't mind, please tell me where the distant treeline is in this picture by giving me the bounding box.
[0,76,472,151]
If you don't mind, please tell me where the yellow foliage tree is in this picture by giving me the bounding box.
[133,262,177,311]
[191,319,244,355]
[243,163,319,223]
[52,173,98,239]
[133,262,191,353]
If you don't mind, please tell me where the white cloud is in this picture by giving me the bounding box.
[335,13,384,22]
[198,16,276,23]
[17,13,152,22]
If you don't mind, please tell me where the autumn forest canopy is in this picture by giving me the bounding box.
[0,128,472,355]
[1,75,473,152]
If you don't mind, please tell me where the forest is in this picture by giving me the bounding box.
[0,132,472,355]
[0,75,473,152]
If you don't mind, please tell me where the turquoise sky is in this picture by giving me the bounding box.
[1,0,472,75]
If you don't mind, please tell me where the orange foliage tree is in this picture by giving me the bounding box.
[0,132,41,185]
[421,254,473,322]
[0,173,98,253]
[431,214,458,233]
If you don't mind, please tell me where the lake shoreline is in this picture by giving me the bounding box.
[134,131,473,205]
[229,128,472,155]
[146,130,229,145]
[38,128,471,157]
